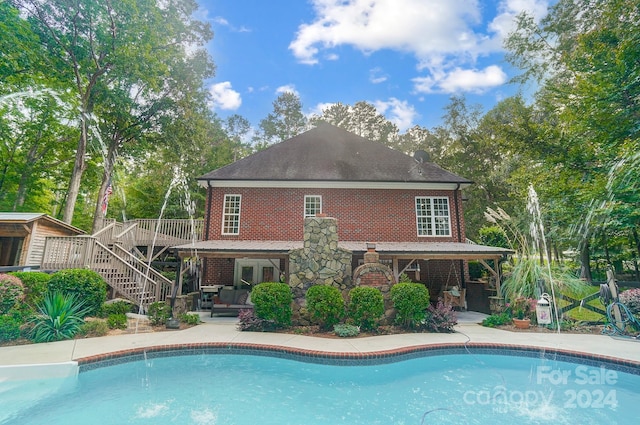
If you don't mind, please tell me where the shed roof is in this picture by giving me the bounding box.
[0,212,85,234]
[198,123,471,187]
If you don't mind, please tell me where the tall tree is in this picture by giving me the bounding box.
[505,0,640,279]
[255,92,308,146]
[13,0,214,228]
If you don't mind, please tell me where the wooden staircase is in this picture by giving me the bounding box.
[41,219,204,311]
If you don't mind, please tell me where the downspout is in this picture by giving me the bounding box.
[454,183,465,288]
[203,181,213,284]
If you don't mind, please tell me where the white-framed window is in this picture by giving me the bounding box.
[304,195,322,218]
[222,194,241,235]
[415,197,451,237]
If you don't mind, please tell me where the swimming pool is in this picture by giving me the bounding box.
[2,348,639,424]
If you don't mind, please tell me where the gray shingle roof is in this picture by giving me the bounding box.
[199,123,471,185]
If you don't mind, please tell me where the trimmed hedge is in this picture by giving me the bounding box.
[391,283,430,329]
[251,282,292,328]
[347,286,384,331]
[306,285,344,330]
[47,269,107,317]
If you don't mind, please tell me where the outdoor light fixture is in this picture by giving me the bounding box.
[536,293,552,325]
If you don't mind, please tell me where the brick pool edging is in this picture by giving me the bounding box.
[77,342,640,375]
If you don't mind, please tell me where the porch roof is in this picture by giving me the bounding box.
[173,240,512,260]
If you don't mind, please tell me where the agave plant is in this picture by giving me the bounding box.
[30,292,91,343]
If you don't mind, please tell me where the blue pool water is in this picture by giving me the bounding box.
[1,352,638,424]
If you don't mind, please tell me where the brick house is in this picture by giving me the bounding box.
[175,124,511,313]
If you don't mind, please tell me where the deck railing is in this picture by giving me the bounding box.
[42,236,173,309]
[94,218,204,246]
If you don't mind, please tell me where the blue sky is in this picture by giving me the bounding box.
[196,0,549,132]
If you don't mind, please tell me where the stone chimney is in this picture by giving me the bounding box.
[288,216,353,302]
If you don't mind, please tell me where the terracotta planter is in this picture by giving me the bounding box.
[513,318,531,329]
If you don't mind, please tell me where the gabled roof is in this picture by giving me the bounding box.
[0,212,85,234]
[198,123,471,188]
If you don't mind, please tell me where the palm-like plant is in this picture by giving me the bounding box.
[30,292,91,343]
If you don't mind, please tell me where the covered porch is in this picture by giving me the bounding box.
[173,240,512,314]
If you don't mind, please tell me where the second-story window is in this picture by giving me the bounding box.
[415,197,451,236]
[304,195,322,218]
[222,194,241,235]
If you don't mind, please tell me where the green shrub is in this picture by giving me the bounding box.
[391,283,430,329]
[147,301,171,326]
[347,286,384,331]
[30,292,90,342]
[10,271,50,309]
[0,315,21,342]
[333,323,360,337]
[0,273,24,315]
[107,313,128,330]
[47,269,107,317]
[481,312,512,328]
[252,282,293,328]
[78,319,109,337]
[179,312,200,325]
[101,300,135,317]
[306,285,344,330]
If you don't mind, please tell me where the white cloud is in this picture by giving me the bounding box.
[413,65,507,94]
[308,102,337,117]
[208,82,242,110]
[369,67,387,84]
[289,0,548,93]
[276,85,300,96]
[373,98,418,131]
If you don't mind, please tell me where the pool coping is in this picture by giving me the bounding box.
[77,342,640,375]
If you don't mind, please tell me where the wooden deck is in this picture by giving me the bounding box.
[41,219,205,310]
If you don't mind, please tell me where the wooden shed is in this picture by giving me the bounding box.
[0,213,85,268]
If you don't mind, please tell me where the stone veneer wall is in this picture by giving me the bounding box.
[288,216,353,313]
[352,248,396,323]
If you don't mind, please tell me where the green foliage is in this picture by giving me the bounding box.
[179,313,200,326]
[9,272,50,310]
[347,286,384,331]
[333,324,360,338]
[147,302,171,326]
[482,312,512,328]
[77,319,109,338]
[0,273,24,314]
[390,283,430,329]
[305,285,344,330]
[106,313,128,330]
[468,261,483,279]
[422,301,458,333]
[0,315,21,342]
[101,300,135,317]
[29,292,90,342]
[251,282,293,328]
[478,226,510,248]
[47,269,107,317]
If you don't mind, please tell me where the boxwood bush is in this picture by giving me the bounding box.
[391,282,430,329]
[347,286,384,331]
[47,269,107,317]
[306,285,344,330]
[251,282,292,328]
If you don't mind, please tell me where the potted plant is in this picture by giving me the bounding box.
[511,297,532,329]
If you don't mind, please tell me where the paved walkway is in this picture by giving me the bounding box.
[1,312,639,371]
